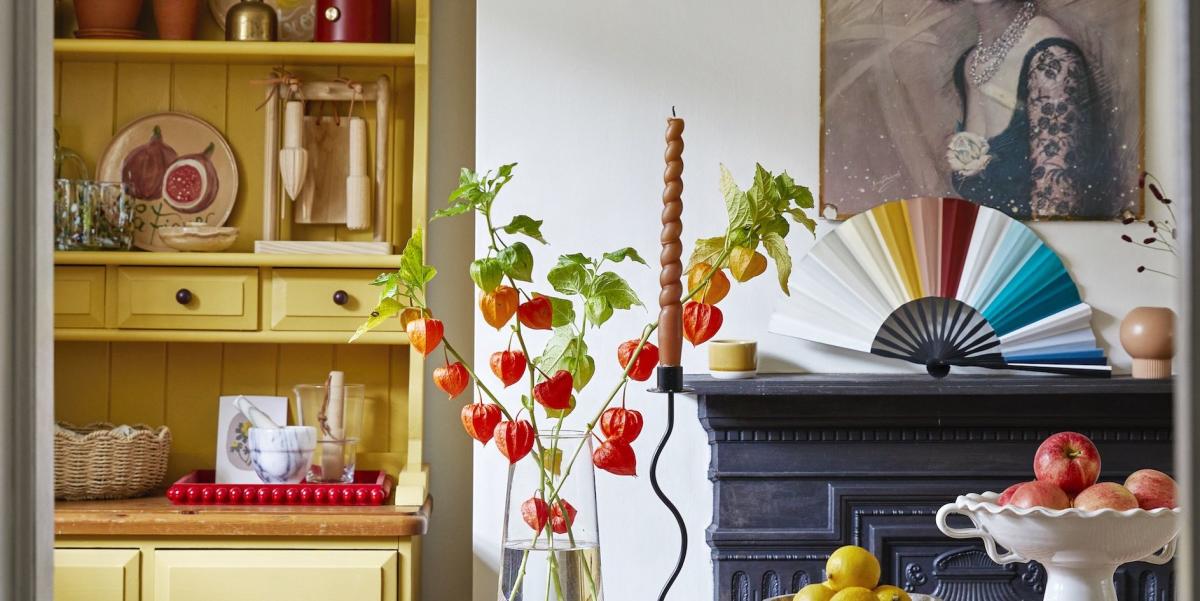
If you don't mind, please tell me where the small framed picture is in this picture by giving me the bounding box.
[215,395,288,483]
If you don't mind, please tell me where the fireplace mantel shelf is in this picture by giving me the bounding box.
[685,373,1172,397]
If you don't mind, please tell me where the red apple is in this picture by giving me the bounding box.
[1033,432,1101,496]
[1009,481,1071,510]
[997,482,1031,506]
[1124,469,1178,510]
[1072,482,1139,511]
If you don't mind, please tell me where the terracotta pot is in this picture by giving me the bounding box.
[153,0,202,40]
[74,0,145,31]
[1119,306,1176,378]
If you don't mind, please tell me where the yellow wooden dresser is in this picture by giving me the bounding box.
[51,1,431,600]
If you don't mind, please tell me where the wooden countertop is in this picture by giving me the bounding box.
[56,495,430,538]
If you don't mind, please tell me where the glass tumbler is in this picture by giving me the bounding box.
[292,383,365,483]
[54,180,134,250]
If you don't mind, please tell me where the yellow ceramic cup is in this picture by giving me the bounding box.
[708,339,757,379]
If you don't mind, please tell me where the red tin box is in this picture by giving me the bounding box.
[166,470,393,506]
[315,0,390,43]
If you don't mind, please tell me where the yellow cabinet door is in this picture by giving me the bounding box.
[270,269,401,332]
[155,550,397,601]
[54,548,139,601]
[54,266,106,328]
[116,267,258,330]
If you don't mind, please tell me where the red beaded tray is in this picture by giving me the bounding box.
[166,470,393,506]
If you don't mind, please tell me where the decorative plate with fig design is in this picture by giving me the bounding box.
[98,112,238,252]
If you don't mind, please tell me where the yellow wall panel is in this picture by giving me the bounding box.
[221,343,281,395]
[55,341,110,425]
[109,342,166,426]
[170,64,228,130]
[164,343,224,482]
[224,64,273,249]
[390,346,412,469]
[114,62,171,127]
[57,62,116,172]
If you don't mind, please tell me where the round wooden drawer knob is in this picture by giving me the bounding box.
[175,288,193,305]
[332,290,350,306]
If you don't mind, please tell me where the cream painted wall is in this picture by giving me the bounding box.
[472,2,1186,600]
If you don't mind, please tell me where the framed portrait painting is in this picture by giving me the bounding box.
[820,0,1145,220]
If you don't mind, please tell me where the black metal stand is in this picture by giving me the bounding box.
[649,365,689,601]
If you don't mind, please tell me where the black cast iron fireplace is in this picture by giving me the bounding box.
[690,374,1174,601]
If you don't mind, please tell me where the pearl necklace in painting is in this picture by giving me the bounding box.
[970,1,1037,87]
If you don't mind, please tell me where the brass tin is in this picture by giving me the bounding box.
[225,0,278,41]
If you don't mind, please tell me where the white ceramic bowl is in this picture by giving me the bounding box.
[937,492,1179,601]
[158,225,238,252]
[248,426,317,484]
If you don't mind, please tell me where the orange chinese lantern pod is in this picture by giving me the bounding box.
[433,361,470,398]
[729,247,768,282]
[549,499,577,534]
[489,349,527,388]
[479,285,519,329]
[616,340,659,381]
[593,440,637,476]
[494,420,535,464]
[517,295,553,330]
[460,403,502,445]
[533,370,573,410]
[683,301,723,346]
[406,317,444,356]
[600,407,644,443]
[688,262,730,305]
[521,496,550,533]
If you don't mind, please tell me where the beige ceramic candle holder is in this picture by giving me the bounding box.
[1119,306,1175,379]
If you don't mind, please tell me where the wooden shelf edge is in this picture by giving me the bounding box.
[55,251,402,269]
[55,495,430,538]
[55,328,407,345]
[54,39,417,65]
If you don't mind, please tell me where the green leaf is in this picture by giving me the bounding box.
[432,201,474,220]
[557,253,592,266]
[720,164,753,231]
[762,232,792,295]
[584,295,614,326]
[748,163,782,222]
[787,208,817,234]
[535,293,576,327]
[499,215,547,244]
[687,236,727,271]
[535,328,593,390]
[760,215,791,239]
[350,297,402,342]
[469,258,504,291]
[602,247,647,265]
[497,242,534,282]
[396,229,437,290]
[547,260,589,296]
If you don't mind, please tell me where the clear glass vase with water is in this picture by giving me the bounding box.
[500,430,603,601]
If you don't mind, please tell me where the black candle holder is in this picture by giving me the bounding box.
[648,365,690,601]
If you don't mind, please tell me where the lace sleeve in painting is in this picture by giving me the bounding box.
[1026,45,1089,218]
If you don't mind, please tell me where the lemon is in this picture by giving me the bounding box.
[829,587,877,601]
[793,582,836,601]
[825,546,881,591]
[873,585,911,601]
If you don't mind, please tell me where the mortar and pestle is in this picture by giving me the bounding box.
[235,395,316,484]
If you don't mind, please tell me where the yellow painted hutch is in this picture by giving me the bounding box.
[51,1,430,600]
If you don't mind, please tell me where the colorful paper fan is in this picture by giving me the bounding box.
[769,197,1110,377]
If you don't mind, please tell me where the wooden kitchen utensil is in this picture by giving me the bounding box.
[346,116,371,230]
[278,99,308,201]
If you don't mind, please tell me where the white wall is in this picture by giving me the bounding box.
[472,2,1186,600]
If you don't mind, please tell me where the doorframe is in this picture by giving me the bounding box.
[1181,1,1197,597]
[0,0,56,599]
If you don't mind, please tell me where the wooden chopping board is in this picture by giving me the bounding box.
[293,116,349,225]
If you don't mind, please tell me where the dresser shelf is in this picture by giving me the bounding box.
[56,495,429,538]
[54,39,417,66]
[55,251,403,269]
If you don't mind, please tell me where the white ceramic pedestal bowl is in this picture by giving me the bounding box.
[937,492,1180,601]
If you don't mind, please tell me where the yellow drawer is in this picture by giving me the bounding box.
[116,267,258,331]
[55,548,139,601]
[54,266,106,328]
[270,268,401,332]
[154,550,397,601]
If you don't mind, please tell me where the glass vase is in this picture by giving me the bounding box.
[499,430,603,601]
[292,383,365,483]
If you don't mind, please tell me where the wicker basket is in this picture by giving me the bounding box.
[54,422,172,501]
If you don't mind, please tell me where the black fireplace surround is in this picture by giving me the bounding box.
[690,374,1174,601]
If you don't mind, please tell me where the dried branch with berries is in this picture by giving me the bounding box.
[1120,172,1179,278]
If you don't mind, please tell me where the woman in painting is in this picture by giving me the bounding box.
[943,0,1110,219]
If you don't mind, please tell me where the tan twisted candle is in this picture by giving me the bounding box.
[658,116,685,366]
